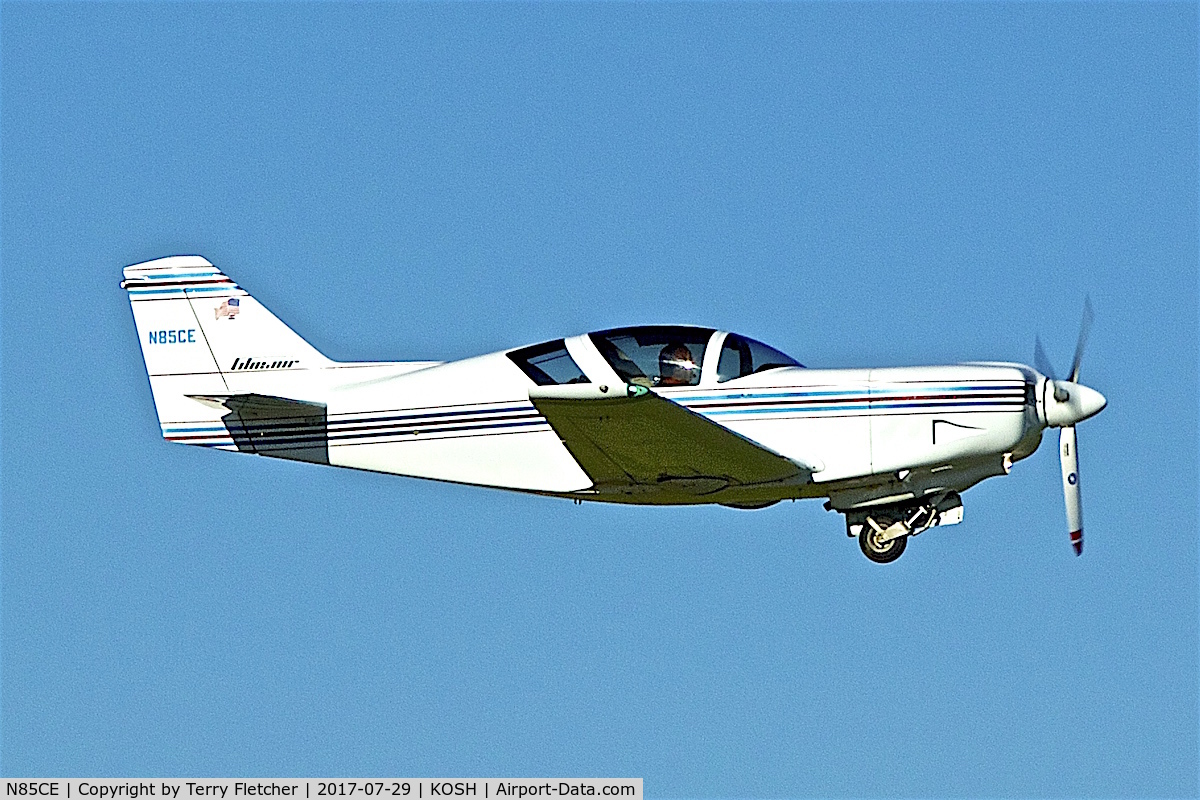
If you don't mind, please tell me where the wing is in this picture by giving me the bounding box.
[529,384,811,493]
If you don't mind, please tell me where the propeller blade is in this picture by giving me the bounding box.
[1059,425,1082,555]
[1068,296,1094,383]
[1034,335,1057,381]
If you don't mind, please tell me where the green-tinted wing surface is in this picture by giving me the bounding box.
[530,385,808,490]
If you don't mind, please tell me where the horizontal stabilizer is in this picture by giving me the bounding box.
[187,393,329,465]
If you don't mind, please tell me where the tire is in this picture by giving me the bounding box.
[859,526,907,564]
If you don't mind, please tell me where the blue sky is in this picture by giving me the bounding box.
[2,2,1196,795]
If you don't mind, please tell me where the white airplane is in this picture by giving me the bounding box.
[123,255,1106,563]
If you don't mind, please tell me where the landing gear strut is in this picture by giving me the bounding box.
[843,492,964,564]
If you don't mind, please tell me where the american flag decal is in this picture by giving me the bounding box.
[215,297,240,319]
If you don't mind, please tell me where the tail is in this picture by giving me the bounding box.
[123,255,333,461]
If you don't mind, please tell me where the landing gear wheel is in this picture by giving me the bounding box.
[859,527,907,563]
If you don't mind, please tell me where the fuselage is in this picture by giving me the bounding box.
[163,328,1046,508]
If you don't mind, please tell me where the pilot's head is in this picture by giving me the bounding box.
[659,344,698,386]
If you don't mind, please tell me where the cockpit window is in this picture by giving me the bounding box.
[507,339,590,386]
[716,334,803,382]
[588,325,714,387]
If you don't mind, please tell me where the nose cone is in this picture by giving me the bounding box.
[1042,380,1107,427]
[1074,383,1107,423]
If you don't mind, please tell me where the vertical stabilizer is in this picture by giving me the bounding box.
[122,255,332,449]
[122,255,330,376]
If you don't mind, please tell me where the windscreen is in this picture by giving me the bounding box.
[716,334,803,382]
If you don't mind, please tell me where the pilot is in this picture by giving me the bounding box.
[658,343,699,386]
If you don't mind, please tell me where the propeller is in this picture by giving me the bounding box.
[1068,297,1094,383]
[1034,336,1056,382]
[1037,298,1104,556]
[1059,425,1082,555]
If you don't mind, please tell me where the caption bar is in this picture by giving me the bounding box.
[4,781,640,800]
